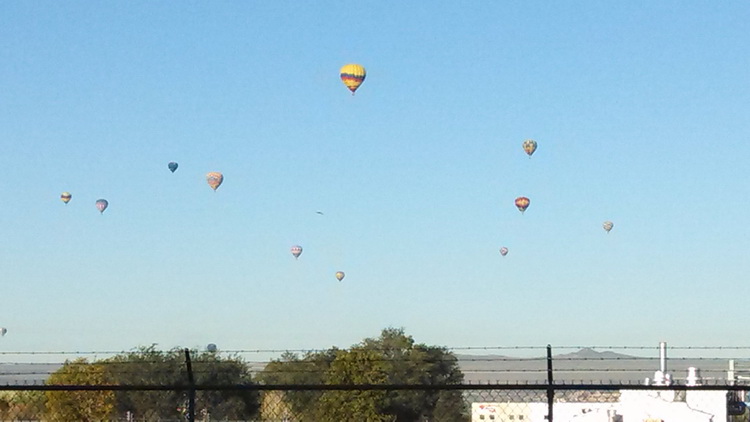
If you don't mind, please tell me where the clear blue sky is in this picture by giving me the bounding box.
[1,1,749,355]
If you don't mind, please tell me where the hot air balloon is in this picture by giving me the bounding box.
[168,162,178,173]
[499,247,509,257]
[95,199,108,214]
[0,328,6,337]
[207,343,218,353]
[340,64,366,95]
[290,245,303,259]
[603,221,614,233]
[335,271,345,281]
[60,192,72,204]
[206,172,223,191]
[515,197,530,214]
[522,139,537,158]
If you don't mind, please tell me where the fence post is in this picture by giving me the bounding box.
[185,348,196,422]
[547,344,554,422]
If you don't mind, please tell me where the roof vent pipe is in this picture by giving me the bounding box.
[659,341,667,374]
[686,367,701,386]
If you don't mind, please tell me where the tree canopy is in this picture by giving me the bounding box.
[46,346,259,421]
[258,328,468,421]
[45,358,115,422]
[44,330,466,421]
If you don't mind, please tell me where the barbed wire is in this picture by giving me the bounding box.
[1,357,745,369]
[2,344,750,355]
[0,345,746,384]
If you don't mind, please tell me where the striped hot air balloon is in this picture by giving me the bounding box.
[603,221,614,233]
[340,64,366,95]
[206,172,224,191]
[60,192,72,204]
[515,197,530,214]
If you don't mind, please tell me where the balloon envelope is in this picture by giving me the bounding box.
[60,192,72,204]
[335,271,345,281]
[500,247,509,256]
[603,221,614,233]
[206,172,224,191]
[340,64,366,94]
[515,197,530,213]
[290,245,303,259]
[0,328,6,337]
[95,199,108,214]
[522,139,538,157]
[207,343,218,352]
[168,162,178,173]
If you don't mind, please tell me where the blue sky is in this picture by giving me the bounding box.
[1,1,749,356]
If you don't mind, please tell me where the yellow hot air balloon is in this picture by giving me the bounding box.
[340,64,366,95]
[335,271,345,281]
[206,172,224,191]
[60,192,72,204]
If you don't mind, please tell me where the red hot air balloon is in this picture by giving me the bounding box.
[515,197,530,214]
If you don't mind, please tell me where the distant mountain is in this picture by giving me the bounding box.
[554,347,635,360]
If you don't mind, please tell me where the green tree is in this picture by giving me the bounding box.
[45,346,260,421]
[102,346,259,420]
[45,358,116,422]
[315,347,394,422]
[258,349,338,421]
[0,390,45,421]
[362,328,467,422]
[259,328,469,421]
[102,346,184,419]
[189,348,260,419]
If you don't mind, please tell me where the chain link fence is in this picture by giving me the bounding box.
[0,383,747,421]
[1,344,750,420]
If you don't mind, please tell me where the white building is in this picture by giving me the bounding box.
[472,389,726,422]
[471,342,736,422]
[472,402,616,422]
